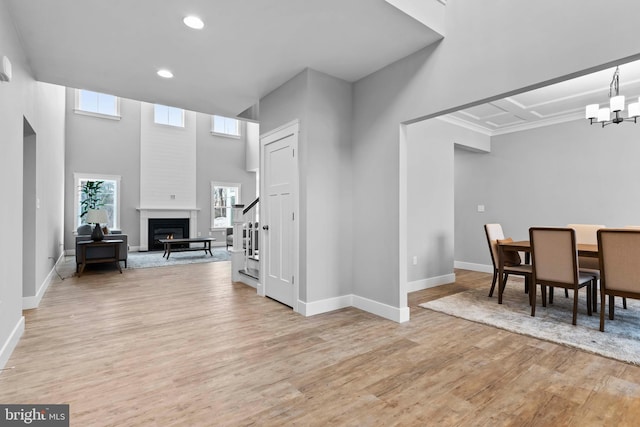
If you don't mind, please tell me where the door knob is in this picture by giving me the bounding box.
[262,225,269,230]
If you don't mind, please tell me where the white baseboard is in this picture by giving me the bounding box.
[352,295,410,323]
[407,273,456,292]
[298,295,353,317]
[23,252,66,310]
[0,316,25,370]
[297,294,409,323]
[454,261,493,273]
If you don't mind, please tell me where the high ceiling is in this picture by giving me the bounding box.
[6,0,443,117]
[445,59,640,135]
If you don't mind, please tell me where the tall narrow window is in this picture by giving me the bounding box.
[74,173,121,231]
[211,115,241,137]
[211,182,241,228]
[75,89,120,118]
[154,104,185,127]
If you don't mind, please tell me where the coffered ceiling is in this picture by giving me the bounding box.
[444,59,640,136]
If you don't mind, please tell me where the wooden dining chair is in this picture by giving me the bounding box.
[597,229,640,332]
[529,227,596,324]
[484,224,531,298]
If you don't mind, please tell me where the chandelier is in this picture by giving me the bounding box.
[585,66,640,127]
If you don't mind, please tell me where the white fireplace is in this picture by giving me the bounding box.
[137,208,199,251]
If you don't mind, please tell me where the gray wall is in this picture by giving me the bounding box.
[65,89,254,250]
[0,2,66,367]
[305,70,353,302]
[64,89,141,248]
[352,0,640,312]
[406,120,455,283]
[259,69,353,304]
[455,118,640,267]
[195,113,256,243]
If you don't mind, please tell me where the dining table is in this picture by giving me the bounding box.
[497,240,598,305]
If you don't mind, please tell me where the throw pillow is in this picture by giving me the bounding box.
[497,237,522,266]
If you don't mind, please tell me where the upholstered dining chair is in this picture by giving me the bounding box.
[529,227,596,324]
[484,224,532,298]
[567,224,605,312]
[597,229,640,332]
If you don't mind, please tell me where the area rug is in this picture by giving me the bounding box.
[419,287,640,365]
[57,247,231,277]
[126,247,231,269]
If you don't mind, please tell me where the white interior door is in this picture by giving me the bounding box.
[261,122,298,308]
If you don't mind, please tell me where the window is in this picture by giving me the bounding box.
[74,89,120,118]
[74,173,121,231]
[154,104,184,127]
[211,115,240,137]
[211,182,241,228]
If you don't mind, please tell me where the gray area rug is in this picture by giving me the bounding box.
[419,285,640,365]
[126,247,231,269]
[58,247,231,277]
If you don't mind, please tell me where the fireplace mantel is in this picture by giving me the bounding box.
[137,208,200,251]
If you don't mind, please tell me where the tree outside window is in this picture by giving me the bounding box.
[74,173,121,231]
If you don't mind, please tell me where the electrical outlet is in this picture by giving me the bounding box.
[477,204,485,212]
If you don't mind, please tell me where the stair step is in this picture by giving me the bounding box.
[239,268,259,280]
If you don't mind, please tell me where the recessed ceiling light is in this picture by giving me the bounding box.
[157,69,174,78]
[183,15,204,30]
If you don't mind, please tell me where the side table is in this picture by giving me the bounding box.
[76,239,123,277]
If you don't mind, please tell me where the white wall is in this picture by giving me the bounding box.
[455,118,640,268]
[0,2,66,368]
[352,0,640,316]
[140,103,197,209]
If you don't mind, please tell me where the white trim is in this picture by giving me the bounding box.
[259,119,300,140]
[407,273,456,292]
[0,316,25,370]
[298,295,353,317]
[436,114,493,136]
[73,172,122,231]
[352,295,411,323]
[399,124,409,320]
[211,115,241,137]
[23,252,65,310]
[137,208,199,252]
[153,104,185,128]
[210,131,241,139]
[73,109,121,121]
[210,181,242,229]
[260,120,300,312]
[454,261,493,273]
[74,88,121,117]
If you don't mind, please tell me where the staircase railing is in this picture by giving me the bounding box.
[242,197,259,272]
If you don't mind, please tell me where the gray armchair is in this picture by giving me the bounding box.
[76,227,128,272]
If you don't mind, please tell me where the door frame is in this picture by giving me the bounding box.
[259,119,300,313]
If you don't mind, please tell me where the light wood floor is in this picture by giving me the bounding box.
[2,263,640,426]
